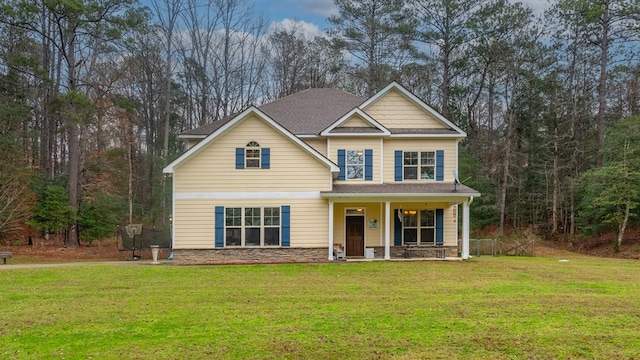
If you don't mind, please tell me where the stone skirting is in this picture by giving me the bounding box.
[172,247,328,265]
[172,246,460,264]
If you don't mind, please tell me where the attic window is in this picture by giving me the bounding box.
[246,141,260,168]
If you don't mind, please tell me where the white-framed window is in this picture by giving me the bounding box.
[403,210,435,245]
[225,206,281,247]
[245,141,260,168]
[403,151,435,180]
[346,150,364,180]
[263,207,281,246]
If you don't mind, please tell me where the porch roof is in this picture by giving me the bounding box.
[321,183,480,201]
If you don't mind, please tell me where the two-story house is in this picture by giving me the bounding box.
[163,82,480,264]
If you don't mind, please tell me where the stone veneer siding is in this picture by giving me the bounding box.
[173,246,459,264]
[173,247,327,265]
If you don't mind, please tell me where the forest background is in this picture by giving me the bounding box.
[1,0,639,253]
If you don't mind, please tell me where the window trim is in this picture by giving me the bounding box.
[402,209,436,246]
[245,141,261,168]
[346,149,365,180]
[224,206,281,247]
[402,151,436,181]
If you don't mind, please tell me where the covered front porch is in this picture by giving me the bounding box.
[320,183,480,261]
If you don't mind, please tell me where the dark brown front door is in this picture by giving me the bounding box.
[346,216,365,257]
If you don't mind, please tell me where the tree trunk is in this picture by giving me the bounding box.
[498,110,514,237]
[551,130,559,235]
[617,202,630,248]
[596,0,610,166]
[65,25,79,247]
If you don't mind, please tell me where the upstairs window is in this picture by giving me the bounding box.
[403,151,435,180]
[236,142,270,169]
[346,150,364,180]
[338,149,373,181]
[245,141,260,168]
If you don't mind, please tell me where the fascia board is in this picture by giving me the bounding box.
[320,108,391,136]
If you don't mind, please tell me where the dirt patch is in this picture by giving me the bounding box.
[548,229,640,260]
[475,226,640,260]
[0,237,168,262]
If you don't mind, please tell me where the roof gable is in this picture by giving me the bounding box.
[321,108,391,137]
[164,107,340,174]
[361,82,466,137]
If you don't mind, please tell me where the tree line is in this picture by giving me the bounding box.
[0,0,639,249]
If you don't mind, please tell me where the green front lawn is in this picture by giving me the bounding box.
[1,255,639,359]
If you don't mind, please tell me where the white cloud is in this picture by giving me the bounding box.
[268,18,323,39]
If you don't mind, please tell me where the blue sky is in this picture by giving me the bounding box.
[254,0,548,37]
[255,0,336,31]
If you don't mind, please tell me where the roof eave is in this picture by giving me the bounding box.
[389,134,466,139]
[320,192,481,200]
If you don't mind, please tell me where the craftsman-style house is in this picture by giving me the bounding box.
[163,82,479,263]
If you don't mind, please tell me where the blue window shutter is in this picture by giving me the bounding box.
[365,149,373,181]
[235,148,244,169]
[215,206,224,248]
[281,205,290,247]
[394,209,402,246]
[435,209,444,245]
[394,151,402,181]
[261,148,270,169]
[436,150,444,181]
[337,149,345,180]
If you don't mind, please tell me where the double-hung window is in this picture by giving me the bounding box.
[402,210,436,245]
[236,141,270,169]
[263,207,281,246]
[225,208,242,246]
[403,151,435,180]
[245,141,260,168]
[224,206,281,247]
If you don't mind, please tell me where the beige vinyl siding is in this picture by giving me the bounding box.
[301,138,327,157]
[174,115,331,193]
[329,137,383,183]
[364,89,445,129]
[382,138,458,183]
[341,114,371,128]
[173,197,329,249]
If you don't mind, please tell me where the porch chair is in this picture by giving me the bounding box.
[333,247,346,260]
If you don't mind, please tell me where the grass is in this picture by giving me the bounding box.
[1,255,639,359]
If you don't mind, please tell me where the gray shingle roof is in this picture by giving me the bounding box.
[258,88,365,135]
[181,88,365,137]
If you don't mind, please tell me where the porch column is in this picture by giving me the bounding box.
[462,198,470,260]
[328,200,334,261]
[384,201,391,260]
